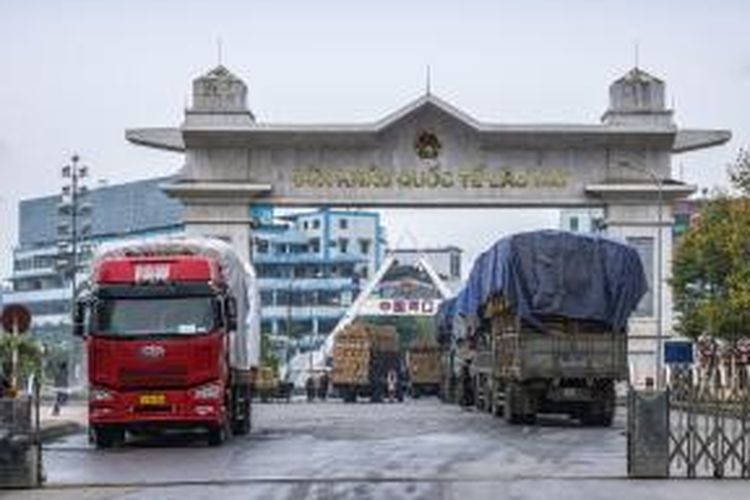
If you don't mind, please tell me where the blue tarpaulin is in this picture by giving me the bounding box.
[451,230,648,333]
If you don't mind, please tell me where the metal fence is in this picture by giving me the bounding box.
[668,364,750,478]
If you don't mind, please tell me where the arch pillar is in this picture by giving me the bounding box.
[590,183,694,387]
[181,202,254,265]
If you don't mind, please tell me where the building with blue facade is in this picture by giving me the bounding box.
[3,178,386,355]
[253,208,386,352]
[4,177,184,326]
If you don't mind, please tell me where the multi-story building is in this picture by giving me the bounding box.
[3,180,386,360]
[4,177,184,328]
[253,208,386,351]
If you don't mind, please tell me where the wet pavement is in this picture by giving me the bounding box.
[6,400,749,499]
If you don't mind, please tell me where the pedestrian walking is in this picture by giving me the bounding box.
[317,371,329,401]
[386,369,398,402]
[52,361,69,416]
[305,374,315,402]
[460,359,474,408]
[0,367,11,399]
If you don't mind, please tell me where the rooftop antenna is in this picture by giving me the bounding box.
[217,37,223,66]
[425,65,432,96]
[634,41,640,69]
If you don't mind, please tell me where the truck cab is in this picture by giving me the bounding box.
[77,243,255,447]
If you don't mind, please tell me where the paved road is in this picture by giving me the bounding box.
[7,400,749,499]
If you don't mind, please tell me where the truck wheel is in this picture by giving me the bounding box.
[370,385,383,403]
[492,379,504,417]
[504,383,535,425]
[207,423,229,446]
[93,426,124,448]
[583,380,615,427]
[232,386,252,435]
[233,401,251,435]
[599,381,616,427]
[504,383,521,424]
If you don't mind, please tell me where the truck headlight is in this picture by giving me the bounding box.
[192,382,222,400]
[90,387,113,402]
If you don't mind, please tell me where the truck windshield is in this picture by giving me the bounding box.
[93,297,218,336]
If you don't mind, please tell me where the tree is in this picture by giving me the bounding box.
[672,150,750,340]
[728,148,750,196]
[0,334,43,388]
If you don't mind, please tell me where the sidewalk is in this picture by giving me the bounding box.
[38,403,87,442]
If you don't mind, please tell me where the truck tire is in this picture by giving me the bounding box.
[504,382,521,424]
[504,382,536,425]
[370,383,384,403]
[232,385,252,435]
[343,389,356,403]
[492,378,504,417]
[92,426,124,448]
[583,380,615,427]
[207,421,230,446]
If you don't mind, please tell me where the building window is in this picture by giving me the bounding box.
[359,238,371,255]
[14,258,33,272]
[260,291,274,306]
[570,216,579,232]
[339,218,348,230]
[303,221,309,230]
[256,239,269,254]
[627,236,655,317]
[309,238,320,253]
[339,238,349,253]
[312,219,320,229]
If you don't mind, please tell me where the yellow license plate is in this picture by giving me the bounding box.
[139,394,166,405]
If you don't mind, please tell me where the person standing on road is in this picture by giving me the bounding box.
[460,359,474,409]
[0,365,11,398]
[386,369,398,402]
[305,374,315,402]
[52,361,69,416]
[318,371,329,401]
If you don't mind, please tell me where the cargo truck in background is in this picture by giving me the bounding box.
[406,337,442,398]
[332,322,402,403]
[74,238,260,447]
[439,230,647,426]
[472,299,628,426]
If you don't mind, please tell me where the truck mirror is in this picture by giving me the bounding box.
[225,296,238,332]
[73,300,87,338]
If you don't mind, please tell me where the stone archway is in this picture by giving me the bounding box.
[127,64,730,386]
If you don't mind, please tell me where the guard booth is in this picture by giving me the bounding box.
[0,304,43,488]
[0,379,43,488]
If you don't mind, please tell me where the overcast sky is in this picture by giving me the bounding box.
[1,0,747,280]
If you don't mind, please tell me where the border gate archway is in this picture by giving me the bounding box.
[127,64,730,387]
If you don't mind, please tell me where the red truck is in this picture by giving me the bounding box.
[74,238,260,447]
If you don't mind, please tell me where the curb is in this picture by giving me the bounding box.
[39,422,85,443]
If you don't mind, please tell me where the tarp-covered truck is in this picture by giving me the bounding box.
[406,337,442,397]
[440,230,647,426]
[75,238,260,446]
[332,322,401,403]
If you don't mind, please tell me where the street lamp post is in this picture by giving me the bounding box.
[58,155,92,385]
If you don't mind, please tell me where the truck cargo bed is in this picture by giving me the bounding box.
[496,331,627,380]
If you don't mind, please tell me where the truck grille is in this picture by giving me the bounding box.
[118,366,188,388]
